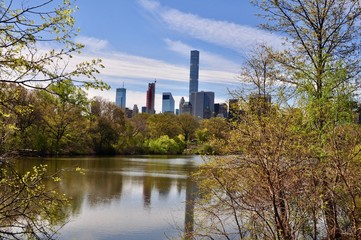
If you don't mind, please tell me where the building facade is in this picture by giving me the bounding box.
[191,91,214,119]
[115,87,126,109]
[162,92,175,113]
[214,103,228,118]
[146,81,156,114]
[180,101,193,115]
[132,104,139,117]
[189,50,199,104]
[179,97,185,115]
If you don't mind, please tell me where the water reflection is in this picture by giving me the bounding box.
[15,155,200,240]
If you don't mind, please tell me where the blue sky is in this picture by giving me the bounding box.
[71,0,283,112]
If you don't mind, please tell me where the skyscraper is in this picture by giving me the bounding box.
[133,104,139,117]
[146,81,156,114]
[162,92,175,113]
[179,97,185,115]
[115,87,126,109]
[191,91,214,119]
[189,50,199,102]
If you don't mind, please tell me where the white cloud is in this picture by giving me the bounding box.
[138,0,283,53]
[70,49,238,86]
[75,36,109,52]
[164,38,242,73]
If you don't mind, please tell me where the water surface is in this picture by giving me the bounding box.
[16,155,201,240]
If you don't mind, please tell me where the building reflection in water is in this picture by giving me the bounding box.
[143,175,152,208]
[15,156,200,240]
[184,176,197,239]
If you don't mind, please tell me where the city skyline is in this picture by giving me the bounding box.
[121,50,218,116]
[70,0,284,112]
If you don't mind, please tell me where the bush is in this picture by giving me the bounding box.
[148,135,183,154]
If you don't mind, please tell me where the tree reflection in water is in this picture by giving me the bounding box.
[14,156,199,240]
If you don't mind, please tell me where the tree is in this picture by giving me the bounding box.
[147,113,182,139]
[192,1,361,239]
[252,0,361,127]
[0,0,107,90]
[117,113,150,154]
[177,114,198,142]
[89,98,125,154]
[195,117,230,155]
[148,135,182,155]
[35,80,89,154]
[250,1,361,238]
[0,0,108,238]
[0,162,69,239]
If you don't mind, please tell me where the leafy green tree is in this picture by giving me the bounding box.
[147,113,182,139]
[35,81,89,154]
[194,107,311,239]
[193,1,361,239]
[177,114,198,142]
[0,161,69,239]
[252,0,361,127]
[0,0,106,90]
[251,1,361,238]
[195,117,230,155]
[119,113,150,154]
[0,0,107,238]
[148,135,183,155]
[89,97,125,154]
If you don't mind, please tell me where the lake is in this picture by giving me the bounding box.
[15,155,202,240]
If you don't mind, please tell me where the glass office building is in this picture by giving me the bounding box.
[115,87,126,109]
[162,92,175,113]
[191,91,214,119]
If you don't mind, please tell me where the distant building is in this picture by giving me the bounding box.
[189,50,199,107]
[179,97,192,115]
[146,81,156,114]
[162,92,175,113]
[115,87,126,109]
[191,91,214,119]
[141,106,147,113]
[179,97,185,115]
[214,103,228,118]
[133,104,139,117]
[181,101,193,115]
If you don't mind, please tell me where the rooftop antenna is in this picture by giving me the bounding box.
[122,81,125,88]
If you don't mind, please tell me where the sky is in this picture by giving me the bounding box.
[71,0,283,112]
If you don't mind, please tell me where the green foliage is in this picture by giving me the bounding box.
[192,1,361,239]
[0,0,109,238]
[177,114,199,142]
[147,113,182,139]
[148,135,184,155]
[194,117,230,155]
[0,0,108,91]
[89,98,125,155]
[0,160,69,239]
